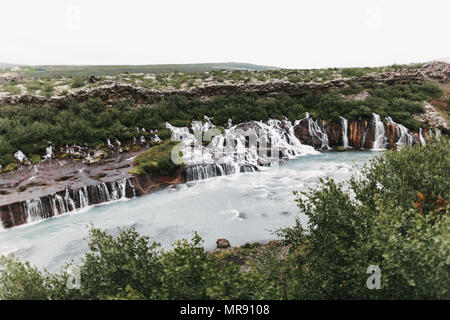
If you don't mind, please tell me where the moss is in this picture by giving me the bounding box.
[5,163,18,172]
[30,154,41,165]
[129,141,182,177]
[336,146,346,152]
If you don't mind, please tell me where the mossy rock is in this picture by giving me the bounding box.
[336,146,346,152]
[129,141,182,177]
[30,154,41,165]
[5,163,18,172]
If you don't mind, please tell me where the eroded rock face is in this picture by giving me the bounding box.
[293,118,328,148]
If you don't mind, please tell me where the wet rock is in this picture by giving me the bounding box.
[216,238,231,249]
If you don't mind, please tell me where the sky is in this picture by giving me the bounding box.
[1,0,449,69]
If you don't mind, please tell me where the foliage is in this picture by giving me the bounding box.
[276,137,450,299]
[129,141,181,176]
[0,227,267,300]
[0,79,443,167]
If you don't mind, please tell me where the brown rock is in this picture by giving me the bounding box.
[216,238,231,249]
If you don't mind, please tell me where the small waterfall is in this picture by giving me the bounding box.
[43,146,53,160]
[6,178,136,228]
[110,178,127,200]
[386,117,414,146]
[372,113,386,150]
[14,150,28,163]
[185,163,243,181]
[165,122,194,141]
[305,115,329,149]
[79,187,89,208]
[24,199,44,224]
[339,116,349,148]
[419,128,426,146]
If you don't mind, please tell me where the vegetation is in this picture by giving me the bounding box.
[0,80,443,168]
[0,138,448,299]
[129,141,182,176]
[0,63,428,95]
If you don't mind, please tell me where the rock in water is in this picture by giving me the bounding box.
[216,238,231,249]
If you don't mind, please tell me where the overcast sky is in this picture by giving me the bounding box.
[1,0,449,69]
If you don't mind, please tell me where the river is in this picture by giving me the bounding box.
[0,151,376,272]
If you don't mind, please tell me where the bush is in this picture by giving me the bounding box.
[71,77,85,88]
[277,137,450,299]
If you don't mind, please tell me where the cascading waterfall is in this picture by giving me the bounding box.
[16,179,134,225]
[372,113,386,150]
[386,117,415,146]
[167,118,318,181]
[339,116,349,148]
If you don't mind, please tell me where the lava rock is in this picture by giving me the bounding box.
[216,238,231,249]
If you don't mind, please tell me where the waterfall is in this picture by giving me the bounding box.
[372,113,386,150]
[43,146,53,160]
[304,115,329,149]
[13,179,135,227]
[79,187,89,208]
[419,128,426,146]
[24,199,44,224]
[110,178,127,200]
[14,150,28,163]
[167,118,318,182]
[339,116,349,148]
[386,117,414,146]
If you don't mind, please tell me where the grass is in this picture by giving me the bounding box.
[129,141,182,177]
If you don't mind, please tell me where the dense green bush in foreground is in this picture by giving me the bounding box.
[0,138,448,300]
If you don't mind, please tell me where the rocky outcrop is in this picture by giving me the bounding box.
[216,238,231,249]
[413,102,448,129]
[1,62,448,107]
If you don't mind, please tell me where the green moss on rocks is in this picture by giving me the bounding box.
[5,163,18,172]
[129,141,183,177]
[30,154,41,165]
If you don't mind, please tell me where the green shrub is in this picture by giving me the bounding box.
[277,137,450,299]
[71,77,85,88]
